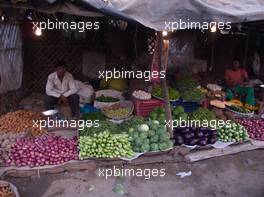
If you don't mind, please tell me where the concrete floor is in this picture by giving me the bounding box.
[5,150,264,197]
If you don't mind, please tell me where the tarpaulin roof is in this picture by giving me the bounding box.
[2,0,264,30]
[82,0,264,31]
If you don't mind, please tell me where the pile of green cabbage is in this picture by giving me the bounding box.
[128,120,173,152]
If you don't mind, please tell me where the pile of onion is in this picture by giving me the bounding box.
[0,132,26,167]
[6,135,78,168]
[236,118,264,141]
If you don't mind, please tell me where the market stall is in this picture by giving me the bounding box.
[1,0,264,178]
[1,80,264,170]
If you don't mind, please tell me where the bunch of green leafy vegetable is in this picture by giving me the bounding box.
[174,72,199,91]
[118,116,145,131]
[79,120,121,136]
[189,107,216,122]
[181,89,205,102]
[152,85,180,100]
[96,95,120,102]
[82,111,106,121]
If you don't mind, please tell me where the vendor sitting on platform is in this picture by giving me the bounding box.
[45,60,80,118]
[225,60,255,108]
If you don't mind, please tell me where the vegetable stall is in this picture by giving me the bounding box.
[1,0,264,180]
[1,86,264,170]
[0,35,264,170]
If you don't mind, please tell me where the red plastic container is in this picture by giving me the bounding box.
[132,98,164,117]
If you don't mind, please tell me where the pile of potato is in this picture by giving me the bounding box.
[0,110,46,136]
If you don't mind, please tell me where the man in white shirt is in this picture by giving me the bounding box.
[45,61,80,117]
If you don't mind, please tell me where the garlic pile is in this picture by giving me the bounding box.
[132,90,151,100]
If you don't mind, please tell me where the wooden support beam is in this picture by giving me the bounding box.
[157,32,173,137]
[184,140,264,162]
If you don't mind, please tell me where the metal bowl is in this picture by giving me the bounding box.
[42,109,58,116]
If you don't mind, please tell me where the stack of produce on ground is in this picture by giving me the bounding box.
[95,95,120,102]
[149,106,188,125]
[79,131,134,159]
[173,127,217,146]
[226,105,252,114]
[217,122,249,142]
[181,88,205,102]
[189,107,216,123]
[132,90,151,100]
[152,85,180,100]
[0,182,16,197]
[0,110,46,136]
[6,135,78,167]
[0,133,26,166]
[128,120,173,152]
[236,118,264,141]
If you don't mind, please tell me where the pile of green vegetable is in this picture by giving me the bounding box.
[82,111,105,121]
[181,89,205,102]
[149,106,188,125]
[118,117,145,131]
[189,107,216,122]
[103,107,131,120]
[79,131,134,159]
[96,95,120,102]
[79,120,120,137]
[218,122,249,142]
[174,72,199,91]
[79,117,145,137]
[128,120,173,152]
[152,85,180,100]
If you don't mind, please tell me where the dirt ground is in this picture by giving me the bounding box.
[5,150,264,197]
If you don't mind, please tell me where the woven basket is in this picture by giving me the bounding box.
[102,100,134,120]
[0,181,20,197]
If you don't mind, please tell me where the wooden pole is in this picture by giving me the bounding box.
[157,32,173,137]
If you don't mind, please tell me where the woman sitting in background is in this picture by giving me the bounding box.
[225,60,256,108]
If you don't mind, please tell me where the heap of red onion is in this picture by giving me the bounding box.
[6,135,78,168]
[236,118,264,141]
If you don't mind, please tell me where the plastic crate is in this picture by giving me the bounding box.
[132,98,164,117]
[171,100,199,113]
[80,104,99,114]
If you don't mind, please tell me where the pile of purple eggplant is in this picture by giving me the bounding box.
[173,127,217,146]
